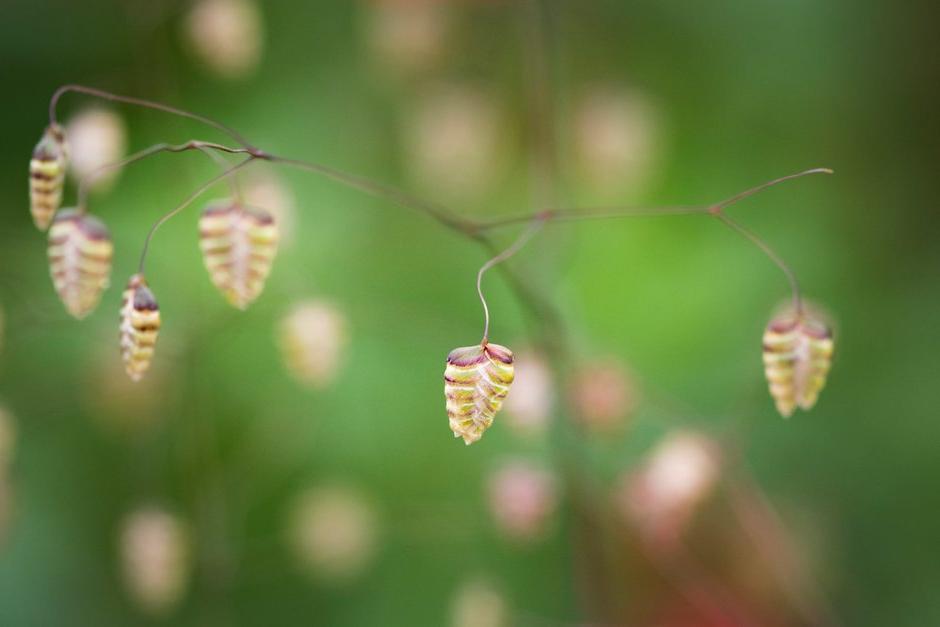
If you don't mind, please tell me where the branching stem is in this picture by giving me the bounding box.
[51,85,830,323]
[50,84,256,149]
[476,215,548,343]
[137,158,255,275]
[77,140,252,211]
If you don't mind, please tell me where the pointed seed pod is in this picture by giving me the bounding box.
[120,274,161,382]
[198,200,278,309]
[48,209,113,319]
[444,342,514,445]
[762,309,834,417]
[29,123,69,230]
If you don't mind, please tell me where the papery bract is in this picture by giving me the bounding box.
[29,124,69,230]
[48,209,113,319]
[120,274,161,382]
[198,199,278,309]
[444,342,514,445]
[762,308,834,418]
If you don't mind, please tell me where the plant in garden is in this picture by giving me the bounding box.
[30,84,835,444]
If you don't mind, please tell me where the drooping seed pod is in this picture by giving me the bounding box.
[29,123,69,231]
[120,274,161,382]
[762,308,834,418]
[444,342,514,445]
[48,209,113,319]
[198,200,278,309]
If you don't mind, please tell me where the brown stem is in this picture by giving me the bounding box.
[77,140,252,211]
[712,211,803,314]
[50,84,256,149]
[476,216,547,343]
[138,157,255,275]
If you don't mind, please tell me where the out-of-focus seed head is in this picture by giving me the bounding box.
[29,123,69,231]
[451,578,509,627]
[184,0,264,79]
[404,84,505,201]
[572,85,663,199]
[47,209,113,319]
[278,300,348,388]
[0,472,12,549]
[487,460,557,543]
[0,405,16,467]
[82,338,175,435]
[502,348,553,437]
[120,274,161,382]
[619,430,721,552]
[762,305,835,418]
[445,342,515,445]
[287,485,378,582]
[199,199,279,310]
[66,108,127,193]
[362,0,450,75]
[569,359,639,433]
[120,507,189,615]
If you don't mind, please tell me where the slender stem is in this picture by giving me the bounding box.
[138,158,255,275]
[49,85,830,323]
[708,167,833,214]
[267,155,477,234]
[50,84,257,149]
[480,204,708,230]
[50,85,482,238]
[77,140,252,210]
[476,215,547,343]
[713,211,803,314]
[477,168,833,232]
[195,144,243,201]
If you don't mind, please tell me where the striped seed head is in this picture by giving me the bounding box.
[444,342,514,445]
[120,274,161,382]
[29,124,70,231]
[198,199,279,310]
[47,209,113,319]
[762,307,834,418]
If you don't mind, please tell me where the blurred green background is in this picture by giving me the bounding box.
[0,0,937,625]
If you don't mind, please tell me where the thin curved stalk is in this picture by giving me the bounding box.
[476,216,547,343]
[138,158,255,275]
[77,140,252,210]
[50,84,257,149]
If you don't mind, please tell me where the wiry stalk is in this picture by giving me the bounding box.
[50,84,256,150]
[137,158,255,275]
[52,85,829,317]
[476,215,547,343]
[76,140,252,211]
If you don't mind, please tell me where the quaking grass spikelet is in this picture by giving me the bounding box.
[29,124,69,231]
[47,209,113,319]
[120,274,161,382]
[198,200,278,309]
[762,308,834,417]
[444,342,514,445]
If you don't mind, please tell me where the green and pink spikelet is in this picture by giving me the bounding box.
[444,342,514,445]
